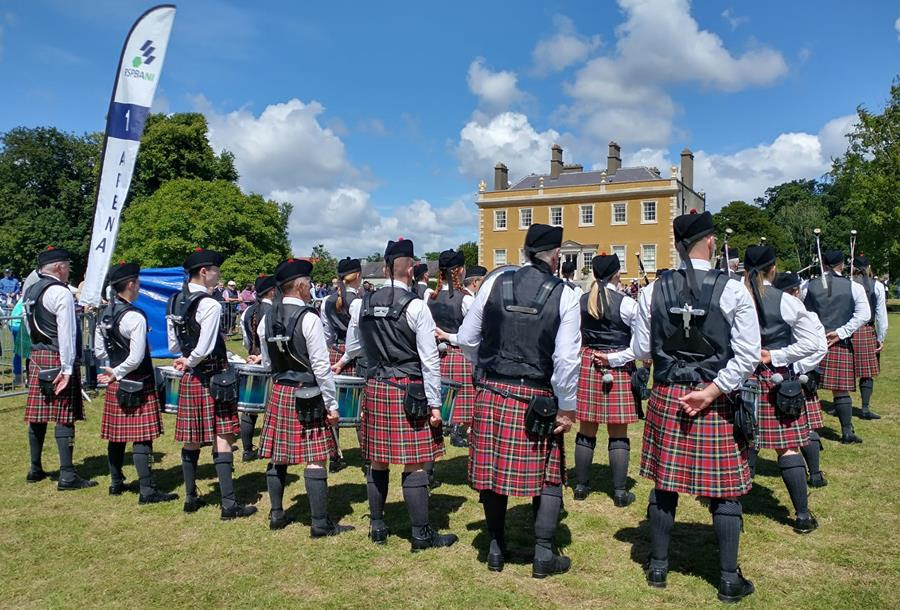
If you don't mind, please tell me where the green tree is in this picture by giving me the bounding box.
[115,179,291,286]
[424,251,440,261]
[457,241,478,268]
[130,113,238,201]
[755,180,830,267]
[712,201,797,269]
[365,252,382,262]
[310,244,337,285]
[0,127,102,278]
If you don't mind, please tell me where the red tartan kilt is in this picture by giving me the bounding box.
[329,344,356,376]
[100,380,163,443]
[805,387,824,430]
[576,347,638,424]
[361,379,444,465]
[468,382,565,497]
[640,383,750,498]
[24,350,84,424]
[851,325,880,378]
[752,367,810,450]
[819,342,856,391]
[440,345,475,424]
[258,383,336,464]
[174,372,239,444]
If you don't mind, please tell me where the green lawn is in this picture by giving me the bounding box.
[0,321,898,608]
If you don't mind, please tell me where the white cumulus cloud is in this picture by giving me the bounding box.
[456,112,561,183]
[467,57,524,111]
[531,15,601,75]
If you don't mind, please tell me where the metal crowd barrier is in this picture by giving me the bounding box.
[0,314,28,397]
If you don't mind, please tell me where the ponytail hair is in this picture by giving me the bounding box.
[336,271,360,312]
[431,266,464,299]
[587,280,604,319]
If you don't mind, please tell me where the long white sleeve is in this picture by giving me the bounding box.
[42,284,76,375]
[836,280,871,340]
[769,292,822,368]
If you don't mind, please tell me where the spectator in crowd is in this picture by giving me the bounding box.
[222,280,241,333]
[0,268,21,307]
[239,282,255,312]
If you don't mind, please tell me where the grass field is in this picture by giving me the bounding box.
[0,320,898,609]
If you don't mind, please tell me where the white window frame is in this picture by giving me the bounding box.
[641,200,658,224]
[611,202,627,225]
[640,243,657,272]
[579,204,594,227]
[611,245,627,272]
[549,206,563,227]
[493,209,507,231]
[582,251,592,270]
[494,249,507,267]
[519,207,533,229]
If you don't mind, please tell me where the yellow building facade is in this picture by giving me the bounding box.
[476,142,706,284]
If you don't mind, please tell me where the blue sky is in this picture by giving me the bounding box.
[1,0,898,256]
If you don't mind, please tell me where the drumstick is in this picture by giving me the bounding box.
[330,424,344,461]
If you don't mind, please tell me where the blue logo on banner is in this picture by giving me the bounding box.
[108,102,150,141]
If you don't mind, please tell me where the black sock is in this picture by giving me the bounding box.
[834,395,853,435]
[778,454,810,518]
[213,451,236,509]
[647,489,678,567]
[402,470,431,538]
[608,437,630,494]
[859,378,874,410]
[801,431,822,475]
[240,413,256,452]
[480,490,508,549]
[748,448,760,479]
[305,466,330,528]
[710,499,742,578]
[424,461,435,486]
[367,468,389,530]
[107,441,126,486]
[266,463,287,516]
[181,448,200,498]
[534,485,563,561]
[27,422,47,472]
[54,424,76,482]
[132,442,154,496]
[574,433,596,487]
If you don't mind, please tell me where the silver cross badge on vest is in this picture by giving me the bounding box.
[268,335,290,352]
[668,304,706,338]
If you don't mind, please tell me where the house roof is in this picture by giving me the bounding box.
[508,166,663,191]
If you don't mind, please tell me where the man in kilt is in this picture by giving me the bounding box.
[94,262,177,504]
[850,254,887,420]
[631,211,760,602]
[23,246,96,490]
[464,265,487,296]
[413,262,432,300]
[166,248,256,520]
[254,258,353,536]
[238,273,276,462]
[430,249,476,448]
[343,238,457,551]
[742,247,824,534]
[457,224,579,578]
[573,253,640,507]
[803,250,871,444]
[775,272,829,488]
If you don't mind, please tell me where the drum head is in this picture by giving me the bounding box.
[334,374,366,387]
[233,362,267,373]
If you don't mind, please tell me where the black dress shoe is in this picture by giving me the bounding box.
[487,551,505,572]
[183,496,207,513]
[646,566,667,588]
[860,409,881,420]
[573,484,590,501]
[794,513,818,534]
[139,490,178,504]
[241,449,259,463]
[109,481,138,496]
[26,469,48,484]
[840,433,863,444]
[532,553,571,578]
[411,525,458,551]
[221,503,258,520]
[311,519,355,538]
[369,526,389,545]
[808,471,828,488]
[269,512,291,530]
[717,569,755,603]
[58,475,98,491]
[613,490,636,507]
[428,477,442,490]
[329,458,348,473]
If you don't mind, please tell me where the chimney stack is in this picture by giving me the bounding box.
[550,144,563,179]
[607,141,621,174]
[494,163,509,191]
[680,148,694,190]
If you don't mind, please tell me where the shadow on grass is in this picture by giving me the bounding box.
[465,499,573,566]
[565,462,638,502]
[432,454,469,486]
[614,519,721,588]
[286,480,369,525]
[375,492,467,541]
[741,479,792,527]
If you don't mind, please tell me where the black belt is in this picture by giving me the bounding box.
[481,374,551,392]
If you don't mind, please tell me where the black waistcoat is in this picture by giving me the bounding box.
[264,300,317,385]
[428,288,465,333]
[166,285,227,366]
[580,287,632,349]
[804,273,854,332]
[755,286,792,350]
[100,297,154,380]
[25,274,82,355]
[359,286,421,379]
[323,291,356,343]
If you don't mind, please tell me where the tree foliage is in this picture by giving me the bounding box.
[310,244,337,285]
[457,241,478,268]
[711,201,797,269]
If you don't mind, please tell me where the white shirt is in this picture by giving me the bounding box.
[93,302,147,380]
[591,282,638,369]
[855,277,889,343]
[800,273,871,339]
[258,297,337,412]
[320,287,357,348]
[344,280,442,408]
[240,298,272,351]
[761,282,825,369]
[456,265,582,412]
[630,259,761,394]
[794,309,828,374]
[565,280,584,301]
[165,282,223,369]
[36,272,77,375]
[430,283,475,346]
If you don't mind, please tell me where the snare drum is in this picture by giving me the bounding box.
[156,365,183,415]
[440,378,462,425]
[234,363,271,414]
[334,374,366,428]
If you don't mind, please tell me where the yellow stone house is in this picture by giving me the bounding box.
[476,142,706,284]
